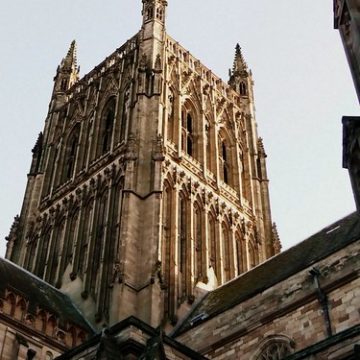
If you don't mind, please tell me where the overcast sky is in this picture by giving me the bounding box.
[0,1,358,257]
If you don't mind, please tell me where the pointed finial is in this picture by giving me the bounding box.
[257,137,266,156]
[61,40,78,70]
[233,43,247,74]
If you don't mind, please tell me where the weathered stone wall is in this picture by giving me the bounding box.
[177,239,360,359]
[0,322,61,360]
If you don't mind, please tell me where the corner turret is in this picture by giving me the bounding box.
[229,44,250,97]
[52,40,80,100]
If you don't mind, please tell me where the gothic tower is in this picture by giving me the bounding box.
[6,1,279,330]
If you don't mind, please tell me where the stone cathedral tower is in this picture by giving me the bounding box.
[6,0,279,330]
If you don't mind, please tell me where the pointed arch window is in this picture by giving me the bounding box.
[37,228,51,279]
[235,232,246,275]
[167,90,175,142]
[178,192,189,300]
[208,212,218,277]
[219,137,231,185]
[120,88,130,142]
[194,202,203,282]
[239,81,247,96]
[91,190,108,297]
[98,98,116,156]
[48,219,65,285]
[254,336,295,360]
[248,238,258,269]
[182,110,194,157]
[64,124,80,182]
[78,199,94,276]
[222,222,232,282]
[205,121,210,167]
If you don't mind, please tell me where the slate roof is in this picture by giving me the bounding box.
[0,257,94,333]
[174,212,360,335]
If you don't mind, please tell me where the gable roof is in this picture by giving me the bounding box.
[174,212,360,335]
[0,257,94,333]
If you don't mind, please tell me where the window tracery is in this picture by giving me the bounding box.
[219,136,231,185]
[63,124,80,182]
[182,110,193,157]
[254,337,294,360]
[239,81,247,96]
[100,99,116,154]
[120,88,131,142]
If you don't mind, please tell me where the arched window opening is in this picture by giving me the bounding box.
[194,203,203,282]
[240,152,248,200]
[35,310,46,332]
[91,191,108,297]
[146,6,154,21]
[162,184,172,285]
[219,137,231,186]
[45,351,54,360]
[99,99,116,155]
[46,316,57,337]
[156,6,164,21]
[37,229,51,279]
[4,293,16,316]
[222,223,231,282]
[78,200,94,276]
[120,89,130,141]
[102,110,114,153]
[257,157,263,179]
[239,81,247,96]
[14,298,26,321]
[61,79,68,91]
[208,213,217,277]
[178,194,188,300]
[182,110,194,157]
[48,220,64,285]
[64,125,80,182]
[64,210,79,271]
[162,183,173,318]
[248,240,258,269]
[255,339,294,360]
[205,121,212,171]
[25,237,38,272]
[167,91,174,142]
[236,237,242,276]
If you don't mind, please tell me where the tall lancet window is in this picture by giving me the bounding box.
[167,90,174,142]
[235,232,246,275]
[182,110,194,157]
[78,199,94,276]
[222,222,231,282]
[48,219,65,284]
[162,182,173,318]
[194,202,203,282]
[120,88,130,142]
[91,190,108,297]
[37,227,51,279]
[239,81,247,96]
[99,98,116,156]
[178,193,188,300]
[64,124,80,182]
[219,137,230,185]
[208,212,218,277]
[205,120,213,172]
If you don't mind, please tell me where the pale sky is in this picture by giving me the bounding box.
[0,1,358,257]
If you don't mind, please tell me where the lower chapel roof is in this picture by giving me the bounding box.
[0,257,94,333]
[174,211,360,335]
[56,316,208,359]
